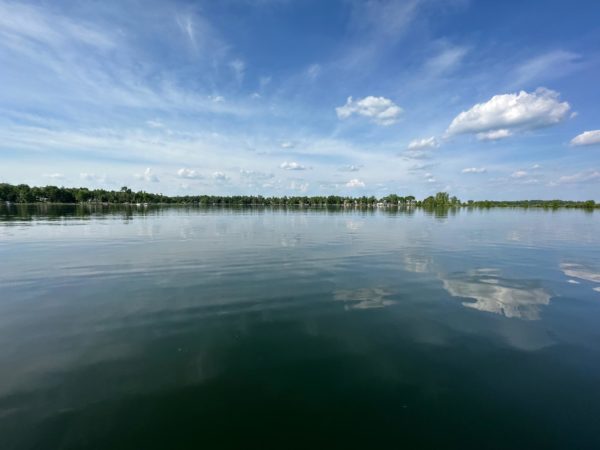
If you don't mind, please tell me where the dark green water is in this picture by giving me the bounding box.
[1,205,600,449]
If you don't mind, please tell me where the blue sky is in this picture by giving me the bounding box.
[1,0,599,199]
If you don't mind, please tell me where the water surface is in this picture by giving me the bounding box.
[1,205,600,449]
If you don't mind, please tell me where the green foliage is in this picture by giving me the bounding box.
[0,183,597,209]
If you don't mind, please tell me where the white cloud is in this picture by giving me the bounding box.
[346,178,365,188]
[280,161,306,171]
[447,88,570,136]
[570,130,600,147]
[462,167,486,174]
[134,168,159,182]
[80,172,107,183]
[212,171,230,181]
[531,164,541,169]
[556,170,600,185]
[407,136,439,150]
[477,129,512,141]
[177,168,202,179]
[280,141,295,149]
[43,172,64,180]
[511,170,528,179]
[336,96,403,126]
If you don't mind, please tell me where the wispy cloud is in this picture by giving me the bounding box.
[513,50,582,86]
[556,170,600,185]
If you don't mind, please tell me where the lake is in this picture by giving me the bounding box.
[1,205,600,449]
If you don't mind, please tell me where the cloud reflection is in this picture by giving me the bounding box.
[334,288,395,310]
[560,263,600,283]
[442,269,551,320]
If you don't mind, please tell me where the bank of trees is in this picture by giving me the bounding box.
[463,199,597,209]
[0,183,597,209]
[0,184,421,206]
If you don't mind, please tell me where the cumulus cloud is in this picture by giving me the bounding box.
[477,129,512,141]
[80,173,107,183]
[570,130,600,147]
[280,161,307,171]
[336,96,403,126]
[212,171,230,181]
[407,136,439,150]
[462,167,486,174]
[446,88,570,137]
[135,168,159,182]
[177,168,202,179]
[346,179,365,188]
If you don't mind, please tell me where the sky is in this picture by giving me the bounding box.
[0,0,599,200]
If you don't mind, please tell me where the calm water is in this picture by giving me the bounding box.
[1,205,600,449]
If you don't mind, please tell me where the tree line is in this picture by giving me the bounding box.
[0,183,596,209]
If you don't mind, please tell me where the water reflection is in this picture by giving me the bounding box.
[442,269,551,320]
[560,262,600,295]
[560,263,600,283]
[1,205,600,449]
[402,254,435,274]
[333,288,395,310]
